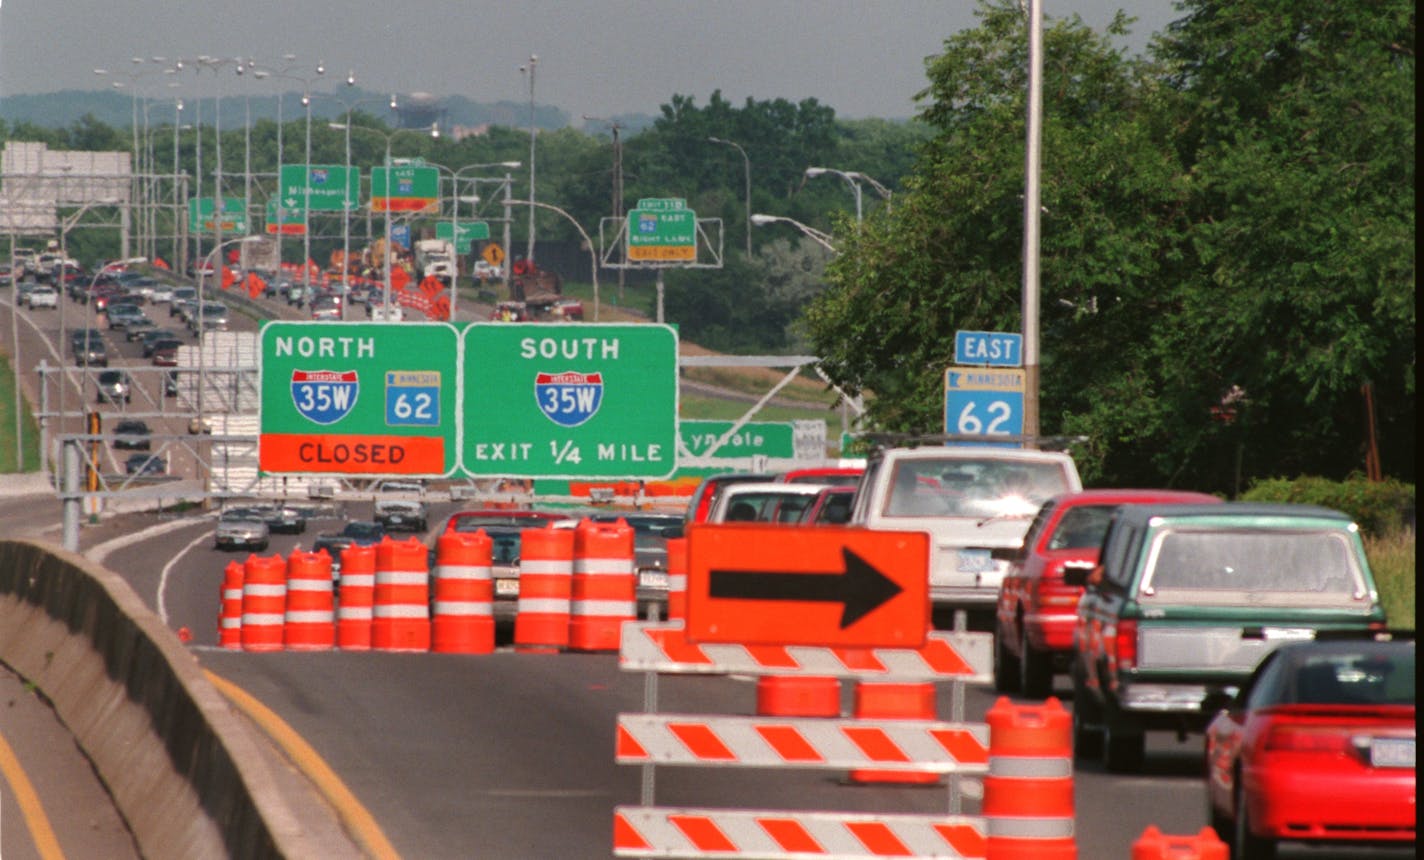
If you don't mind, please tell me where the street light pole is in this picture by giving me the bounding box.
[504,199,598,321]
[519,55,538,262]
[709,137,752,255]
[749,213,838,253]
[1022,0,1044,441]
[586,116,626,298]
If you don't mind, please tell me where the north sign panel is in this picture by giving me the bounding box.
[460,323,678,478]
[259,322,460,477]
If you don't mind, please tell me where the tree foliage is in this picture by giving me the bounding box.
[804,0,1414,491]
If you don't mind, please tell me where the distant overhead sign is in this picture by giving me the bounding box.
[435,221,491,245]
[627,197,696,262]
[278,164,359,213]
[264,199,306,235]
[187,197,248,234]
[371,165,439,212]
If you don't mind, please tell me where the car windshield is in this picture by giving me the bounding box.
[345,522,382,539]
[451,513,556,532]
[881,458,1069,519]
[490,531,522,564]
[723,491,821,523]
[1142,527,1365,602]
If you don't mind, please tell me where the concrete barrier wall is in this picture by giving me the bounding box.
[0,539,345,858]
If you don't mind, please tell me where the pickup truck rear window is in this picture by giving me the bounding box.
[1141,527,1364,603]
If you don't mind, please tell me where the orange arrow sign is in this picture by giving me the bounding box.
[685,525,929,648]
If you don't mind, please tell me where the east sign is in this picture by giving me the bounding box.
[260,322,461,476]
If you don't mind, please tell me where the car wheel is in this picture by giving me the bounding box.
[1102,707,1146,774]
[1070,664,1104,761]
[1233,777,1276,860]
[993,627,1021,693]
[1020,637,1054,699]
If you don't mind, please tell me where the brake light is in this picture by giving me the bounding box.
[1115,619,1138,670]
[1035,570,1084,608]
[1263,725,1352,755]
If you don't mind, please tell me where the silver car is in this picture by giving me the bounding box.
[214,510,270,551]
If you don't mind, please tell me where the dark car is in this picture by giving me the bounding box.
[151,339,183,367]
[801,484,857,525]
[1205,638,1415,857]
[112,419,152,450]
[163,370,179,398]
[140,328,182,356]
[313,521,387,574]
[72,331,109,367]
[123,453,165,476]
[96,369,131,404]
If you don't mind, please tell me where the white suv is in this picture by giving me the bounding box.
[849,446,1082,619]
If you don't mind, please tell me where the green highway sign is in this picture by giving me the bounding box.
[259,322,461,477]
[264,199,306,235]
[278,164,360,212]
[681,420,798,459]
[371,165,440,212]
[187,197,249,233]
[627,197,696,262]
[460,323,679,478]
[435,221,491,245]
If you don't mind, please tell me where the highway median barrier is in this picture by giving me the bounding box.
[0,539,361,857]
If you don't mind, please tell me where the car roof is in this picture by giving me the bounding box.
[1048,489,1221,507]
[1114,502,1353,528]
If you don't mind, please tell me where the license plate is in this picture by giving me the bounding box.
[387,516,404,524]
[1262,627,1315,641]
[957,549,994,574]
[494,579,519,598]
[1370,737,1415,768]
[639,571,668,589]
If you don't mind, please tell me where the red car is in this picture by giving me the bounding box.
[994,488,1219,696]
[1205,638,1415,857]
[800,485,856,525]
[778,466,864,487]
[682,472,768,525]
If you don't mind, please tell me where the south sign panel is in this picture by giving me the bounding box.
[460,323,679,479]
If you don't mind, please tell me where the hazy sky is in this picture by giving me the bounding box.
[0,1,1180,121]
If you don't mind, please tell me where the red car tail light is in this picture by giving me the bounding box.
[1034,568,1084,608]
[1114,619,1138,670]
[1263,724,1353,755]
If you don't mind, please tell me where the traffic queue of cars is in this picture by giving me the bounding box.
[191,443,1409,859]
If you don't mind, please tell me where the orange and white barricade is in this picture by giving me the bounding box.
[569,518,636,652]
[432,531,495,654]
[983,696,1076,860]
[240,554,287,652]
[336,544,376,651]
[371,536,431,652]
[218,560,244,649]
[849,681,940,784]
[284,549,335,651]
[514,524,574,653]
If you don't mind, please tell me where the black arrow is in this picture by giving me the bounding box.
[708,547,904,629]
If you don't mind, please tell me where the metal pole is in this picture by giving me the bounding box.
[502,172,513,284]
[343,111,352,319]
[1022,0,1043,442]
[383,136,392,319]
[63,439,81,551]
[523,55,537,262]
[303,93,312,296]
[9,235,21,468]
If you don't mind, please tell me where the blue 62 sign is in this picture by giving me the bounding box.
[944,367,1025,444]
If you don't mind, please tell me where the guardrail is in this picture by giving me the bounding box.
[0,539,359,858]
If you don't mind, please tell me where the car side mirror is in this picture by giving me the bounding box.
[1061,560,1095,587]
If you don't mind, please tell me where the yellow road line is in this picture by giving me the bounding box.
[0,727,65,860]
[204,669,402,860]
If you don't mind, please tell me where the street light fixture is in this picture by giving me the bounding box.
[709,137,752,255]
[330,121,438,319]
[504,199,599,322]
[749,213,838,253]
[803,167,893,224]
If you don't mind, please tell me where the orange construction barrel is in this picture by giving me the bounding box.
[432,530,495,654]
[241,553,287,652]
[284,549,335,651]
[336,543,376,651]
[371,536,431,652]
[849,682,940,784]
[218,560,244,650]
[1131,826,1228,860]
[514,524,574,653]
[664,536,688,621]
[983,696,1076,860]
[568,518,636,652]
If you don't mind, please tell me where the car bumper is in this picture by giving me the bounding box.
[930,584,1000,609]
[1023,610,1077,651]
[1244,764,1417,842]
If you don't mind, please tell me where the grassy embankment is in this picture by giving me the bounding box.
[0,353,42,472]
[1364,529,1417,632]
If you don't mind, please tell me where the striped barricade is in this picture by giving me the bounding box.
[616,714,989,773]
[619,621,993,682]
[613,808,988,859]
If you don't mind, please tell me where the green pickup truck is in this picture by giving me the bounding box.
[1066,503,1386,772]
